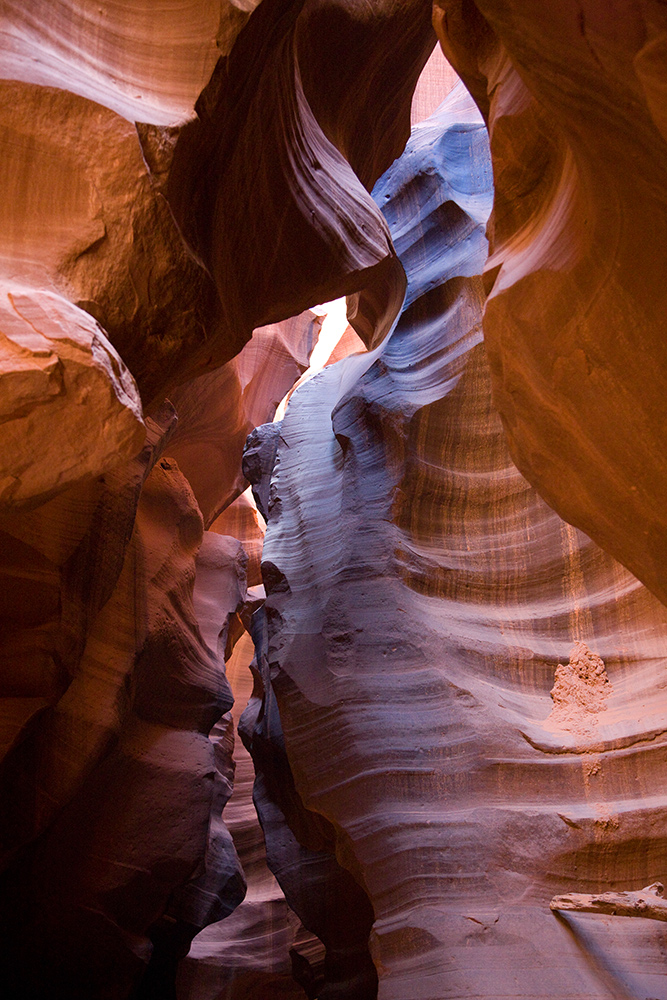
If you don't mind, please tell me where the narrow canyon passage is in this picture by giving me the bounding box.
[1,3,667,1000]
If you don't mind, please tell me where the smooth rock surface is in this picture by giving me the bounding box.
[0,0,258,126]
[0,446,244,998]
[262,84,667,1000]
[433,0,667,607]
[168,309,322,527]
[177,631,318,1000]
[0,283,144,506]
[239,599,378,1000]
[4,2,667,997]
[167,0,410,355]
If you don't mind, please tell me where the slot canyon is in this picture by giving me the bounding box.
[2,1,667,998]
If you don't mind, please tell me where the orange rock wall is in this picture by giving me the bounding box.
[2,1,667,998]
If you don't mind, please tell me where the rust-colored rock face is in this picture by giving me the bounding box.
[3,1,667,999]
[433,0,667,608]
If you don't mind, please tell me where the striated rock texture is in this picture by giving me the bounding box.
[0,432,246,998]
[4,1,667,998]
[166,0,421,354]
[0,405,176,852]
[239,598,378,999]
[262,84,667,1000]
[432,0,667,608]
[0,2,442,995]
[0,0,254,125]
[177,630,321,1000]
[177,628,322,1000]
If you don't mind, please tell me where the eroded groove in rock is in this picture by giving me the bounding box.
[0,448,247,998]
[167,0,408,354]
[262,83,667,999]
[433,0,667,608]
[239,592,378,999]
[177,630,321,1000]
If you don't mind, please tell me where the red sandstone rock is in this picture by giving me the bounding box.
[0,0,251,125]
[0,2,436,996]
[177,631,320,1000]
[0,79,230,407]
[167,0,409,357]
[5,2,667,998]
[0,283,145,507]
[211,493,266,590]
[0,434,246,996]
[168,309,322,528]
[0,404,175,856]
[433,0,667,607]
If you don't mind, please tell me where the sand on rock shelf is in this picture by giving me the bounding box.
[1,2,667,1000]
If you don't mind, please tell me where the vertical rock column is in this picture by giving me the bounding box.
[261,84,667,1000]
[432,0,667,606]
[0,440,247,999]
[240,427,379,998]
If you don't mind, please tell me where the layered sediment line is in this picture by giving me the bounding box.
[433,0,667,607]
[262,83,667,999]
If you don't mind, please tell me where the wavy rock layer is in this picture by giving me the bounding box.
[263,85,667,1000]
[0,0,251,125]
[0,432,246,997]
[168,309,322,528]
[433,0,667,608]
[177,631,317,1000]
[167,0,417,354]
[0,3,446,995]
[239,601,378,1000]
[6,1,667,997]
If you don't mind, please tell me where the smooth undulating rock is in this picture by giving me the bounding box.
[0,0,257,126]
[261,84,667,1000]
[243,410,380,995]
[294,0,436,190]
[0,282,145,507]
[432,0,667,607]
[6,3,667,998]
[132,531,250,1000]
[0,454,244,998]
[168,309,322,527]
[0,403,175,858]
[211,491,266,590]
[167,0,408,356]
[177,630,319,1000]
[239,602,378,999]
[0,5,444,995]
